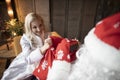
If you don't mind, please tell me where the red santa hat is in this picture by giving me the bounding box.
[84,12,120,71]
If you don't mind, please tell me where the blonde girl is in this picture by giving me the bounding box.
[1,12,52,80]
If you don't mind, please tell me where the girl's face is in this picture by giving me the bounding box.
[31,19,44,36]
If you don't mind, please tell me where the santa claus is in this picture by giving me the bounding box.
[47,12,120,80]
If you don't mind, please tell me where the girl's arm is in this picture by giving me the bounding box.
[27,42,51,64]
[20,36,43,64]
[20,36,52,64]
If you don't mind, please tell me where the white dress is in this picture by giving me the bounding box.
[1,34,44,80]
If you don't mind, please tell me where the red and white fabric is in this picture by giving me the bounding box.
[33,36,78,80]
[68,12,120,80]
[85,13,120,70]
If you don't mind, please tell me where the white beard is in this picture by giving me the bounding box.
[68,45,120,80]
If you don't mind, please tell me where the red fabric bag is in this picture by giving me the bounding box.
[33,36,79,80]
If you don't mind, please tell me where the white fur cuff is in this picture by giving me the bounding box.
[47,60,71,80]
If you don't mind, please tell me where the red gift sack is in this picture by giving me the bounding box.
[33,37,79,80]
[33,36,62,80]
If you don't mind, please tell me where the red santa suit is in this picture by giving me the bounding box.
[68,12,120,80]
[47,12,120,80]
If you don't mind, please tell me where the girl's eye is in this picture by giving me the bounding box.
[33,26,37,29]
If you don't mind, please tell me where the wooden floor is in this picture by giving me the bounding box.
[0,43,15,79]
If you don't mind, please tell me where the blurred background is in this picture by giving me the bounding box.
[0,0,120,42]
[0,0,120,79]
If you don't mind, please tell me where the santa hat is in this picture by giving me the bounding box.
[84,12,120,71]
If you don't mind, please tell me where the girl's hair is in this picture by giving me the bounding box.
[24,12,46,43]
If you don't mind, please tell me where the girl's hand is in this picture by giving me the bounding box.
[44,37,52,46]
[40,37,52,55]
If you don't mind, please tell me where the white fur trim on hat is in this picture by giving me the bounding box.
[85,28,120,71]
[47,60,71,80]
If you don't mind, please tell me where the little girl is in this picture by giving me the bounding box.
[1,12,52,80]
